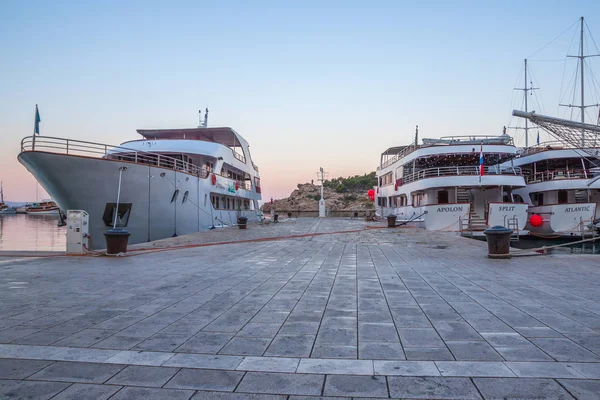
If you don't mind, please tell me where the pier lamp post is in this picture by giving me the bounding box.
[317,167,328,218]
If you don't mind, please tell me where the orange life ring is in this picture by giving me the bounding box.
[211,174,216,185]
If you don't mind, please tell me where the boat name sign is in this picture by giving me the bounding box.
[436,206,464,213]
[498,206,516,212]
[565,206,591,212]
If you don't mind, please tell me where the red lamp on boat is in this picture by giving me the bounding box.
[367,189,375,201]
[529,214,543,227]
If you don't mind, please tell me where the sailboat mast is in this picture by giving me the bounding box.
[580,16,585,146]
[524,59,529,148]
[0,182,3,204]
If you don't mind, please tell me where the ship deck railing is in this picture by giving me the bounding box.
[379,135,514,171]
[402,165,522,185]
[524,169,592,184]
[21,135,210,179]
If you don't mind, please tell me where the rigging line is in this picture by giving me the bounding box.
[558,58,579,105]
[557,27,580,114]
[565,62,579,121]
[528,67,545,113]
[507,64,527,129]
[527,18,580,59]
[527,59,566,62]
[585,19,600,54]
[585,59,600,101]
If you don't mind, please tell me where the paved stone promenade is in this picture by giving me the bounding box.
[0,218,599,399]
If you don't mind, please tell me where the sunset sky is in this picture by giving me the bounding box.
[1,1,599,201]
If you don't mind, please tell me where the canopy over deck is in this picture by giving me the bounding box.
[136,127,248,147]
[382,145,410,156]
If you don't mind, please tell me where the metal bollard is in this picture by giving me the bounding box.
[104,228,131,255]
[483,226,513,259]
[387,214,397,228]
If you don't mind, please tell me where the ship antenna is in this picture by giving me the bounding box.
[560,16,600,146]
[414,125,419,146]
[204,108,209,128]
[198,109,203,128]
[512,59,538,147]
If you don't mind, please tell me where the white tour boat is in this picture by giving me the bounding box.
[18,111,262,249]
[25,200,60,215]
[508,113,600,237]
[376,129,528,236]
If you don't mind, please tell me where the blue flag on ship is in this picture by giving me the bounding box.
[34,105,41,135]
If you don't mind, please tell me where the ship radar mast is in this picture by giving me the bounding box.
[512,59,539,147]
[559,16,600,146]
[198,108,209,128]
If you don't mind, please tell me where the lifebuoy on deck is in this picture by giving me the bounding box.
[211,174,217,185]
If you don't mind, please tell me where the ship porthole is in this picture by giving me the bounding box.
[171,189,180,203]
[182,191,189,204]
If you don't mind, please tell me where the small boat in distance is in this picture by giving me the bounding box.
[26,200,60,215]
[0,182,17,215]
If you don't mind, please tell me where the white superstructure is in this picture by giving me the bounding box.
[18,122,262,249]
[376,131,528,236]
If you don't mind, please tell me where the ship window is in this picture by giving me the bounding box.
[400,194,407,206]
[530,192,544,206]
[380,172,394,186]
[171,190,180,203]
[558,190,568,204]
[514,194,524,203]
[182,191,189,204]
[102,203,132,227]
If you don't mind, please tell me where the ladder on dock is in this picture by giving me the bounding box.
[505,216,519,242]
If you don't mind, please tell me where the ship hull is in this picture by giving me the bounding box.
[525,203,597,237]
[18,151,259,249]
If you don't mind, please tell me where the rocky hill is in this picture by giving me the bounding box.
[262,173,377,213]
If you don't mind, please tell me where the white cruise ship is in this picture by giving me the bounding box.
[18,114,262,249]
[376,129,528,236]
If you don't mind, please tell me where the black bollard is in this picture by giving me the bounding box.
[387,214,397,228]
[104,228,131,255]
[483,226,513,259]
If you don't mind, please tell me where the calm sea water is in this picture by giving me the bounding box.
[0,214,66,251]
[511,236,600,255]
[1,213,597,254]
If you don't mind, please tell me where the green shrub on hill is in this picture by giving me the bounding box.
[323,172,377,193]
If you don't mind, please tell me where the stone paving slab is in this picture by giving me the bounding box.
[0,218,599,398]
